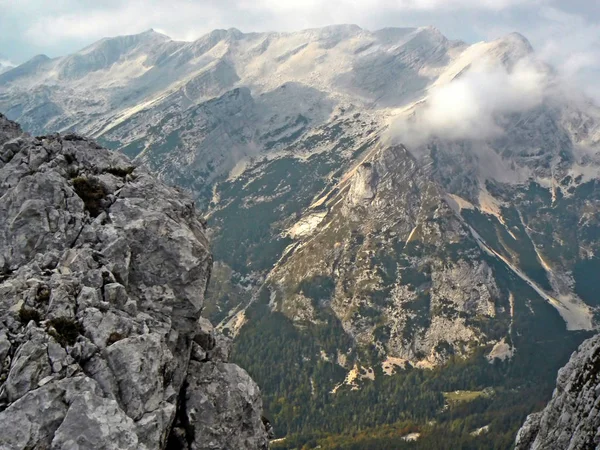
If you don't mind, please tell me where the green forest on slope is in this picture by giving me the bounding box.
[231,255,591,449]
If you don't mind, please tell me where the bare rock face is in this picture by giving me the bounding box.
[268,145,506,367]
[0,114,269,450]
[515,334,600,450]
[348,162,378,206]
[175,361,268,450]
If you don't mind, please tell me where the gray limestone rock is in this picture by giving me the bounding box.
[208,333,233,363]
[515,334,600,450]
[348,162,378,206]
[0,376,102,449]
[182,361,270,450]
[105,333,172,420]
[195,316,216,352]
[4,338,52,402]
[51,391,142,450]
[0,115,269,450]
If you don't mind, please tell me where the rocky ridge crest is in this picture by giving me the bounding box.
[0,114,269,449]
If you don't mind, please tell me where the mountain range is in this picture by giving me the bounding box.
[1,24,600,447]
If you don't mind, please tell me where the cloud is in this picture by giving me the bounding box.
[0,52,15,68]
[389,57,549,144]
[534,7,600,102]
[469,4,600,103]
[8,0,548,49]
[21,1,229,46]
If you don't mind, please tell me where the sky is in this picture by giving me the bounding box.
[0,0,598,95]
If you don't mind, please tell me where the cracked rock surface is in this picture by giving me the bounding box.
[0,114,269,450]
[515,334,600,450]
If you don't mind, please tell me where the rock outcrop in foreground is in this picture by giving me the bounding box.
[515,334,600,450]
[0,114,269,449]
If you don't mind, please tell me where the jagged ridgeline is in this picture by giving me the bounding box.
[2,23,600,449]
[0,115,270,449]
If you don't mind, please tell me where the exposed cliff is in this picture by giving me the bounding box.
[0,114,269,449]
[266,144,506,367]
[515,334,600,450]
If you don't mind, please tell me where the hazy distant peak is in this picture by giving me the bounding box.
[373,27,418,42]
[493,32,534,55]
[29,54,51,63]
[416,25,445,36]
[414,25,450,44]
[315,23,362,34]
[141,28,170,37]
[198,28,245,42]
[225,27,245,39]
[300,23,364,39]
[186,29,238,57]
[81,28,171,52]
[0,53,50,83]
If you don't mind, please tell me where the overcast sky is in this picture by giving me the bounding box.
[0,0,598,91]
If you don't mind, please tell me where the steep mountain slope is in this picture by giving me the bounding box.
[515,333,600,450]
[2,24,600,447]
[266,144,509,367]
[0,25,461,193]
[0,115,269,449]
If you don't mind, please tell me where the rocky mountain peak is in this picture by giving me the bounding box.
[502,32,534,51]
[488,31,535,65]
[309,23,363,38]
[57,30,172,80]
[0,54,50,84]
[0,114,269,449]
[0,18,596,446]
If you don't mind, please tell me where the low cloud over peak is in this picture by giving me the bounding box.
[388,53,551,145]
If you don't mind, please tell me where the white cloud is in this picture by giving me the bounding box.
[15,0,548,48]
[534,7,600,101]
[0,53,15,68]
[22,1,228,46]
[469,4,600,103]
[390,57,549,144]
